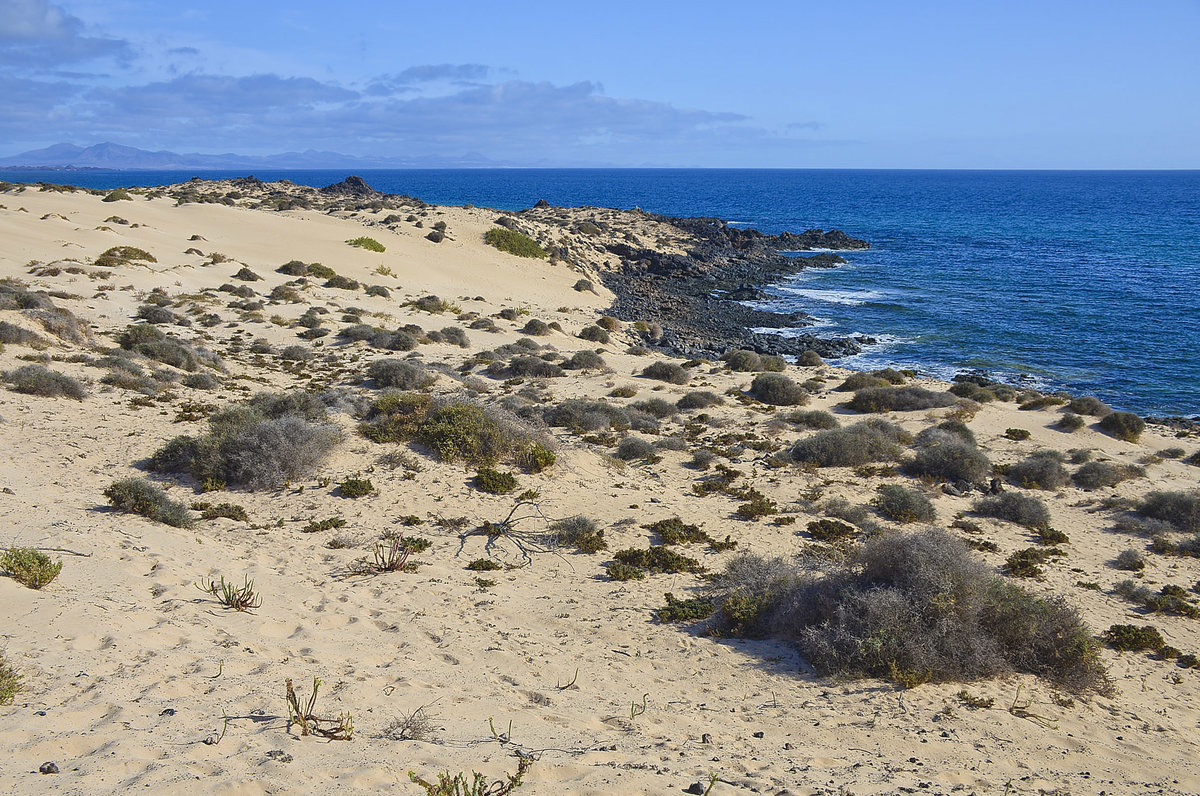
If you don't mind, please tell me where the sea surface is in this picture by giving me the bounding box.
[4,167,1198,417]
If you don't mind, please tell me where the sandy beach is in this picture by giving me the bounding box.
[2,178,1199,795]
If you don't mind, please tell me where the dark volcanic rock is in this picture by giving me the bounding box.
[319,175,375,198]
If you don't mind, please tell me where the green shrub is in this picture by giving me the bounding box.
[149,392,341,490]
[347,236,386,252]
[707,530,1110,694]
[807,518,857,541]
[104,478,194,527]
[4,364,85,400]
[96,245,157,267]
[749,373,808,406]
[1057,413,1086,432]
[117,324,220,372]
[872,484,935,524]
[1008,451,1070,490]
[573,279,594,292]
[194,501,249,521]
[1139,490,1200,532]
[847,386,954,413]
[1004,428,1032,440]
[522,319,551,336]
[0,650,21,705]
[338,477,374,498]
[792,420,908,467]
[544,399,630,432]
[474,467,518,495]
[326,275,360,290]
[1,546,63,589]
[1114,549,1146,571]
[641,361,690,384]
[1099,411,1145,442]
[835,372,891,391]
[368,359,434,390]
[1103,624,1164,652]
[724,349,764,371]
[1018,395,1068,411]
[550,516,606,552]
[277,260,310,276]
[466,558,502,571]
[657,593,715,623]
[605,561,645,581]
[612,546,705,575]
[484,227,547,258]
[361,394,552,472]
[102,189,132,202]
[975,492,1051,529]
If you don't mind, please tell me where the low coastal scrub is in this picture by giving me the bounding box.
[474,467,518,495]
[677,391,723,411]
[1,546,63,589]
[704,529,1110,694]
[550,515,606,553]
[791,420,908,467]
[359,393,554,472]
[748,373,808,406]
[0,652,21,705]
[786,409,839,429]
[368,359,435,390]
[872,484,936,524]
[1072,461,1144,489]
[1139,490,1200,533]
[1008,450,1070,490]
[1098,411,1145,442]
[905,439,992,483]
[485,227,547,258]
[641,361,690,384]
[846,386,954,413]
[4,364,85,400]
[118,323,222,372]
[974,492,1051,529]
[723,349,785,372]
[149,392,342,490]
[104,478,194,527]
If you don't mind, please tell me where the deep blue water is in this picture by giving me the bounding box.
[4,168,1198,417]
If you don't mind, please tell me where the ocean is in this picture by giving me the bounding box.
[4,167,1197,417]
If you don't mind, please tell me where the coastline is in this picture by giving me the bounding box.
[2,176,1199,795]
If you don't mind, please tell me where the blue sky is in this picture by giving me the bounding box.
[2,0,1198,167]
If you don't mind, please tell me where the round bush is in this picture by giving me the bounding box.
[792,420,907,467]
[872,484,936,524]
[1139,490,1200,532]
[563,350,606,370]
[1072,461,1143,489]
[578,325,610,343]
[974,492,1051,529]
[368,359,434,390]
[641,361,690,384]
[1098,411,1145,442]
[906,442,992,483]
[1068,396,1111,416]
[749,373,808,406]
[677,391,722,411]
[1008,451,1070,490]
[615,437,657,461]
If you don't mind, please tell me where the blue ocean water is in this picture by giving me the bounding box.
[4,168,1197,417]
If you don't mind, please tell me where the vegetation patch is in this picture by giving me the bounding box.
[1098,411,1145,442]
[872,484,935,524]
[610,546,705,577]
[4,364,85,399]
[657,593,715,623]
[1,546,63,589]
[347,236,386,252]
[749,373,808,406]
[847,386,954,413]
[792,420,908,467]
[705,529,1111,694]
[149,391,342,490]
[975,492,1051,529]
[104,477,194,527]
[474,467,518,495]
[485,227,547,258]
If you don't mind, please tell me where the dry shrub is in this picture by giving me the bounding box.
[707,529,1111,694]
[974,492,1051,529]
[749,373,809,406]
[641,361,690,384]
[1139,491,1200,533]
[1098,411,1145,442]
[1073,461,1144,489]
[368,359,435,390]
[905,441,992,483]
[847,386,954,413]
[1008,450,1070,490]
[872,484,935,524]
[150,392,342,490]
[4,364,85,400]
[792,420,908,467]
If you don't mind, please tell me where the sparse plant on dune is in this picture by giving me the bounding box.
[198,576,262,611]
[1,546,63,589]
[286,677,353,740]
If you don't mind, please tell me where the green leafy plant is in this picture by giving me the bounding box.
[104,478,194,527]
[409,754,533,795]
[474,468,518,495]
[485,227,547,258]
[338,477,375,498]
[349,536,417,575]
[1,546,63,589]
[346,236,386,252]
[198,576,262,611]
[657,592,715,623]
[0,651,22,705]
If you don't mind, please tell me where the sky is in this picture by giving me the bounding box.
[2,0,1198,168]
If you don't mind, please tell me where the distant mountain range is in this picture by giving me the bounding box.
[0,142,503,170]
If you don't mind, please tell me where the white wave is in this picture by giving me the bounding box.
[750,320,836,337]
[774,286,889,306]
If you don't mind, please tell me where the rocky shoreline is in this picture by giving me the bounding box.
[584,212,873,360]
